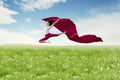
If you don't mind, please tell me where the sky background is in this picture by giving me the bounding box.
[0,0,120,45]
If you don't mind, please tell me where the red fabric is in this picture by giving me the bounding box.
[39,33,59,42]
[41,17,103,43]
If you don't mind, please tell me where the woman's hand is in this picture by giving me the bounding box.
[63,31,67,34]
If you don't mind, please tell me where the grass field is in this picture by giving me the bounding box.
[0,45,120,80]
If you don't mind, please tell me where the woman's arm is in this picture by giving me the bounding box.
[45,26,53,34]
[45,25,66,36]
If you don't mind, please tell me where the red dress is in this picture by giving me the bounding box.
[39,17,103,43]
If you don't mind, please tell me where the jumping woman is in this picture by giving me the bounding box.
[39,17,103,43]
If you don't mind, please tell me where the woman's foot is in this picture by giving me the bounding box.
[39,40,51,44]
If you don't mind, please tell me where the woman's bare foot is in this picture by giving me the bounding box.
[39,40,51,44]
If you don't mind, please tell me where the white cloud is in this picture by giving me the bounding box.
[24,18,32,23]
[75,12,120,45]
[0,0,18,24]
[27,29,44,34]
[0,0,4,6]
[14,0,66,11]
[0,28,37,44]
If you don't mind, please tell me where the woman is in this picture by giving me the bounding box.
[39,17,103,43]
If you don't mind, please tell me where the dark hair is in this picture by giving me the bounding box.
[48,20,53,26]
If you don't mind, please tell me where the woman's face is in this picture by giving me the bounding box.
[45,21,50,27]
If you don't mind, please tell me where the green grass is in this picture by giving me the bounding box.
[0,45,120,80]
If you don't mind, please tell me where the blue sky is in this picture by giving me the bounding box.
[0,0,120,45]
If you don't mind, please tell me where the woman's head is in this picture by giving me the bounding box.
[46,20,53,26]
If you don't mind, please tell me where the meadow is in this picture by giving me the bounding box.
[0,45,120,80]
